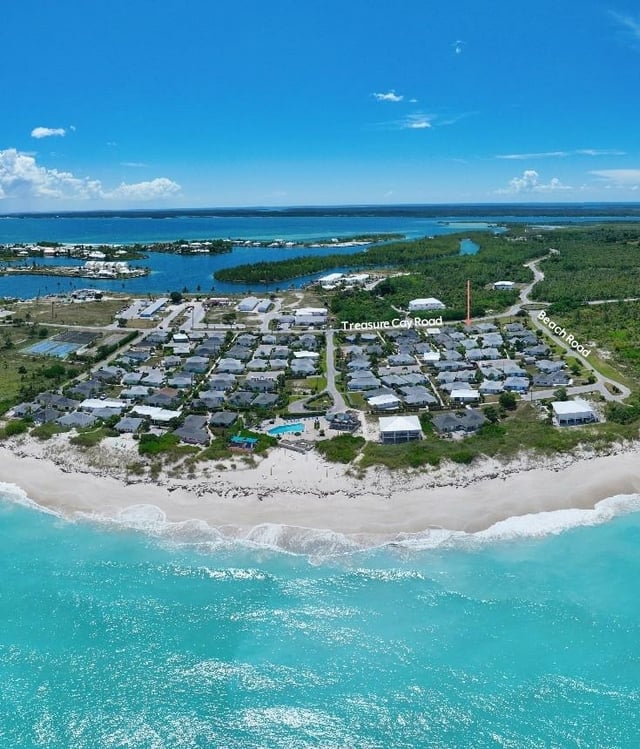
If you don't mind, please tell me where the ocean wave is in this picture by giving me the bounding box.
[2,484,640,557]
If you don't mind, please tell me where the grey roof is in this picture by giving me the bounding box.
[168,375,194,388]
[216,358,244,373]
[229,390,255,407]
[533,372,571,387]
[247,358,269,371]
[252,393,279,408]
[227,345,253,361]
[208,374,236,390]
[290,360,317,375]
[184,356,210,373]
[122,372,144,385]
[388,354,416,366]
[432,410,487,433]
[209,411,238,428]
[32,407,62,424]
[537,359,565,373]
[56,411,97,428]
[115,416,144,432]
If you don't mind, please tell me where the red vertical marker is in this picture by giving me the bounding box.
[465,279,471,327]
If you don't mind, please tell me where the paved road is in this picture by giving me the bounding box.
[324,329,347,413]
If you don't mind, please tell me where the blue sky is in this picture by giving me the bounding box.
[1,0,640,210]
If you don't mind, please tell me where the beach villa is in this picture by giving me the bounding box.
[379,415,423,444]
[552,399,597,426]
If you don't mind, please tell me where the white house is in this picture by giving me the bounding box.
[379,415,423,444]
[408,298,445,311]
[450,388,480,403]
[493,281,515,291]
[367,393,402,411]
[552,399,597,426]
[422,350,441,363]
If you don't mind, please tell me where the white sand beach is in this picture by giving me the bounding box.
[2,433,640,547]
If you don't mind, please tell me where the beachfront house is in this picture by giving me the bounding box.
[552,399,597,426]
[431,410,488,435]
[379,415,423,444]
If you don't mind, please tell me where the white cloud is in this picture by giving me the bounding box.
[497,151,568,160]
[107,177,181,200]
[401,114,433,130]
[0,148,180,202]
[497,148,625,160]
[31,127,66,139]
[120,161,148,168]
[590,169,640,185]
[372,90,404,102]
[454,40,465,55]
[610,11,640,42]
[498,169,572,194]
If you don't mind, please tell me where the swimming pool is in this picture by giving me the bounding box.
[268,422,304,436]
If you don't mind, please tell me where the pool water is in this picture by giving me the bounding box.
[268,422,305,435]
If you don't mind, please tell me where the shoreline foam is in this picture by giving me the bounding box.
[2,436,640,555]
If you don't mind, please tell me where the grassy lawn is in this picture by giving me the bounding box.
[16,298,129,327]
[0,328,87,411]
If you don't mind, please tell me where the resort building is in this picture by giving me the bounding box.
[552,399,597,426]
[379,415,423,444]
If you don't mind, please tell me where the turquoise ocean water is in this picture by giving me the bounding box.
[2,487,640,748]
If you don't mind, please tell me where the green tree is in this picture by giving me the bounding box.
[498,391,517,411]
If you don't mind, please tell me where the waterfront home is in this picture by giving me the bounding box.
[173,414,210,445]
[379,415,423,444]
[115,416,144,433]
[431,410,487,435]
[56,411,97,428]
[552,399,597,426]
[326,411,360,432]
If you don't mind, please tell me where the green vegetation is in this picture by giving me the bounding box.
[138,432,181,456]
[531,225,640,305]
[214,233,465,284]
[332,405,640,470]
[552,300,640,390]
[19,298,128,327]
[0,418,31,439]
[70,426,117,447]
[316,434,365,463]
[31,422,69,441]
